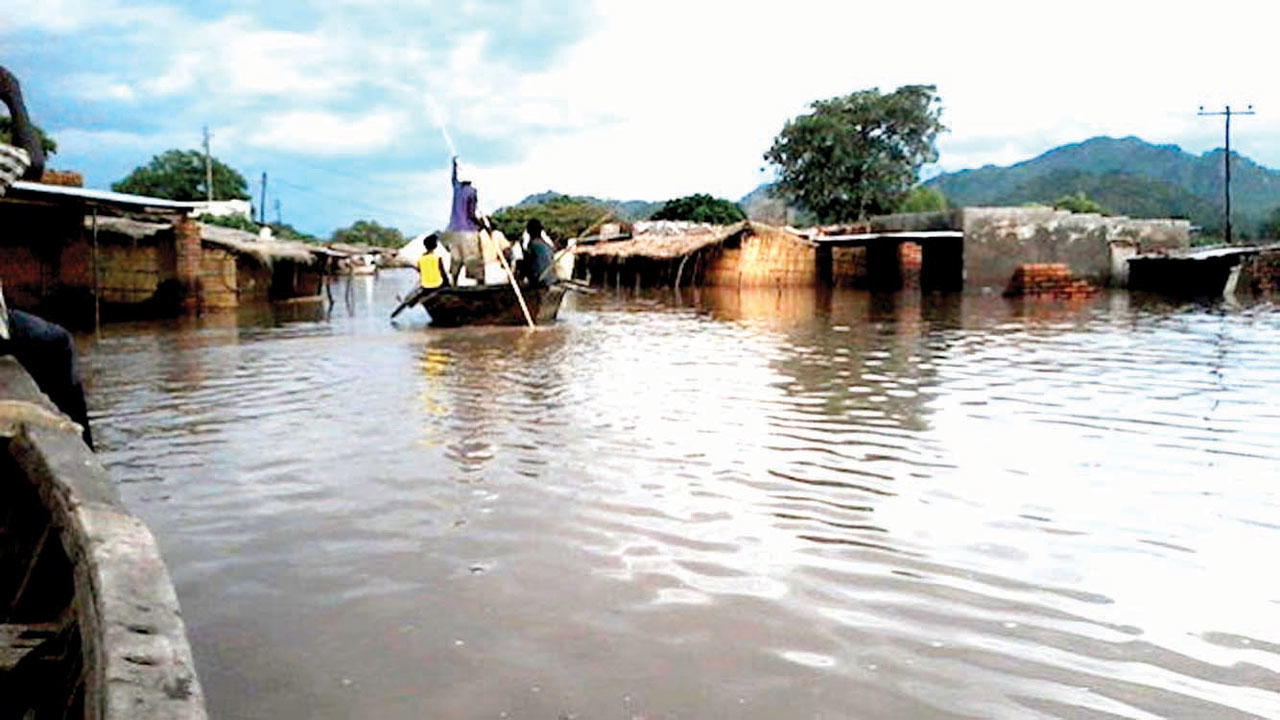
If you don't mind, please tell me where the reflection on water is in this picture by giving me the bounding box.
[79,271,1280,719]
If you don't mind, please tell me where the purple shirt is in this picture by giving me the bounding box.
[447,180,479,232]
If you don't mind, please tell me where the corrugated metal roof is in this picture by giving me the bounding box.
[8,180,204,211]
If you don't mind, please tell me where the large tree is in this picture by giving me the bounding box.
[764,85,945,223]
[331,219,405,247]
[112,149,250,201]
[651,193,746,224]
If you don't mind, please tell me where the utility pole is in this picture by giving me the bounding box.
[202,125,213,203]
[260,172,268,224]
[274,197,282,226]
[1198,104,1255,244]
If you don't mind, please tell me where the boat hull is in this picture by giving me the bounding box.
[419,283,568,326]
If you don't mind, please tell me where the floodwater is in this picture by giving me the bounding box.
[79,271,1280,719]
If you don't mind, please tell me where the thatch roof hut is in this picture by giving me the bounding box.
[90,216,321,266]
[574,221,817,288]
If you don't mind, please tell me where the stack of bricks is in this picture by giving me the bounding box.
[39,169,83,187]
[174,217,203,310]
[899,241,922,289]
[1004,263,1097,298]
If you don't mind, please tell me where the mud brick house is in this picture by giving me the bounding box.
[0,180,327,326]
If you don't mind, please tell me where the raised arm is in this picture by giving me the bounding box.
[0,66,45,180]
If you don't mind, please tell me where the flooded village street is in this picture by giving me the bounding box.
[79,272,1280,719]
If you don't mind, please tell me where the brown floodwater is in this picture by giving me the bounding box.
[79,271,1280,719]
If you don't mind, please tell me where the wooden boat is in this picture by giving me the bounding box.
[0,357,206,719]
[417,282,570,326]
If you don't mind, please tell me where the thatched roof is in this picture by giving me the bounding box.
[88,216,319,265]
[574,221,809,260]
[201,224,317,264]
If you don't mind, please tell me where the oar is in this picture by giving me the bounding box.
[390,285,442,319]
[496,247,535,328]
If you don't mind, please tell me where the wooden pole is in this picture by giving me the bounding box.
[496,245,535,328]
[92,209,100,335]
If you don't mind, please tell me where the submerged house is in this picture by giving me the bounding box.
[574,221,818,288]
[0,180,328,326]
[574,209,1193,293]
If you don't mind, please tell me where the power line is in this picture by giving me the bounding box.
[1197,104,1255,244]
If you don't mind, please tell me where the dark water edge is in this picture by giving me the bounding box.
[75,272,1280,719]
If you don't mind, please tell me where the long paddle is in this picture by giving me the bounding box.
[390,285,444,319]
[496,245,535,328]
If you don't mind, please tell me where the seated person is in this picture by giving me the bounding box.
[521,219,556,286]
[0,292,93,449]
[417,233,451,290]
[478,219,514,285]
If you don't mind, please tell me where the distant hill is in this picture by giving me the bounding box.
[512,191,662,221]
[926,136,1280,235]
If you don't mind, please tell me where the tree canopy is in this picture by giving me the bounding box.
[897,186,948,213]
[651,193,746,224]
[0,117,56,155]
[112,149,250,201]
[1052,191,1108,215]
[764,85,945,223]
[492,194,614,242]
[331,219,405,247]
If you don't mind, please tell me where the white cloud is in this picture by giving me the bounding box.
[19,0,1280,234]
[245,110,409,155]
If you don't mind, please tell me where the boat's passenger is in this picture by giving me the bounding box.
[417,234,451,290]
[0,298,93,449]
[440,156,483,286]
[479,220,514,285]
[553,237,577,281]
[521,219,556,286]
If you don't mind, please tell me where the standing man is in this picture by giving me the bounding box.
[440,156,483,286]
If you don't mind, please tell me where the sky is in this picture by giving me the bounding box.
[2,0,1278,238]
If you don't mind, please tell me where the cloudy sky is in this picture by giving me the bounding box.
[2,0,1276,236]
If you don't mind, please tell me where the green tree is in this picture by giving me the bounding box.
[764,85,945,223]
[1052,191,1108,215]
[112,149,249,201]
[651,193,746,224]
[1261,207,1280,239]
[268,222,316,243]
[331,219,405,247]
[492,194,614,242]
[198,213,259,232]
[897,185,948,213]
[0,116,56,155]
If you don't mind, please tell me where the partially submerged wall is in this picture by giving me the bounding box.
[703,228,816,287]
[957,208,1190,289]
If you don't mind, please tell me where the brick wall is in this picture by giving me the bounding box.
[702,229,817,287]
[174,216,202,310]
[197,248,239,309]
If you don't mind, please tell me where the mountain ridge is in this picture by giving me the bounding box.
[925,136,1280,234]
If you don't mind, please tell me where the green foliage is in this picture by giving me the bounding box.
[197,213,259,232]
[897,185,948,213]
[268,222,316,243]
[0,116,57,155]
[516,191,660,221]
[764,85,946,223]
[112,149,249,201]
[330,219,405,248]
[1262,207,1280,239]
[492,194,614,242]
[651,193,745,224]
[983,169,1218,230]
[1052,191,1108,215]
